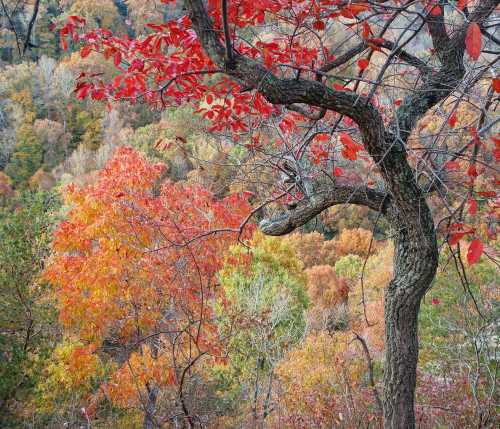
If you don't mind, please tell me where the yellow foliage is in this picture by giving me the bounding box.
[65,0,122,29]
[0,172,13,197]
[333,228,374,257]
[320,204,375,232]
[274,331,366,426]
[36,339,102,413]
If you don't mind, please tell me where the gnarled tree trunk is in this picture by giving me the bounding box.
[384,202,438,428]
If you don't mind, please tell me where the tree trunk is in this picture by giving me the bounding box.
[383,204,438,429]
[143,383,159,429]
[143,335,160,429]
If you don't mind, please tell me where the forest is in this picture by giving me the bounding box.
[0,1,498,428]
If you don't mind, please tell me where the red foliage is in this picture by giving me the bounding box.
[465,22,482,60]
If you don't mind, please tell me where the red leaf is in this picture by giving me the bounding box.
[448,111,457,128]
[333,167,343,177]
[465,22,482,60]
[492,78,500,93]
[362,22,371,39]
[477,191,496,198]
[341,4,370,19]
[467,164,478,178]
[467,239,483,265]
[113,75,122,89]
[91,88,105,101]
[444,160,460,171]
[69,16,86,26]
[114,51,122,67]
[449,232,466,246]
[357,58,369,71]
[315,133,330,142]
[75,82,92,100]
[431,298,440,305]
[467,198,477,215]
[60,29,68,51]
[339,133,363,161]
[340,133,354,147]
[312,20,325,31]
[80,46,92,58]
[428,5,441,16]
[367,38,386,45]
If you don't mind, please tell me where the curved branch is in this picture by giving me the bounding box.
[259,185,388,236]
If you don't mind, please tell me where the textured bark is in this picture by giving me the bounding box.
[181,1,500,428]
[383,199,438,428]
[260,185,388,236]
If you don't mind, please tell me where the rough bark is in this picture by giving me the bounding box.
[382,199,438,428]
[181,1,500,428]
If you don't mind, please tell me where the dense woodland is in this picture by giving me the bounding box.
[0,1,498,428]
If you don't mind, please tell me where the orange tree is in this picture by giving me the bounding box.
[44,147,252,427]
[59,1,499,427]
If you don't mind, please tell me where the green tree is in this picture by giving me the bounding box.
[215,232,308,426]
[0,190,59,426]
[4,119,43,187]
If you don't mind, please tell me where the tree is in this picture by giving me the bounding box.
[43,147,252,427]
[4,118,43,187]
[60,1,500,427]
[0,190,59,426]
[0,0,43,61]
[215,232,308,427]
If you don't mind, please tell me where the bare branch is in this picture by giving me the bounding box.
[353,333,383,414]
[23,0,40,55]
[259,185,388,236]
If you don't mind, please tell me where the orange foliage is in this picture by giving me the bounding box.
[0,171,13,198]
[44,147,252,414]
[305,265,349,308]
[305,264,349,332]
[286,232,336,268]
[333,228,374,257]
[273,331,378,428]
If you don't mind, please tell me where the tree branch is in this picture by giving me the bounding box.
[185,0,388,161]
[221,0,234,67]
[353,333,383,414]
[425,3,450,64]
[393,0,500,144]
[259,185,388,236]
[320,39,432,75]
[23,0,40,55]
[0,0,22,57]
